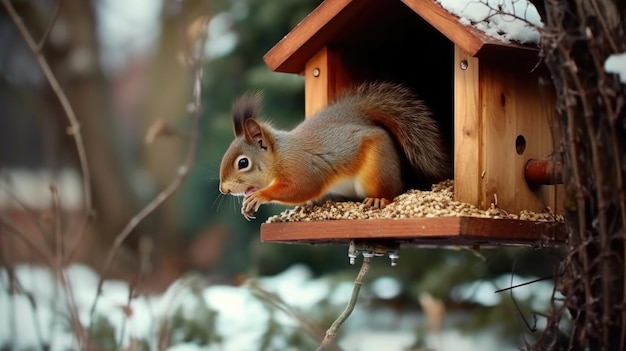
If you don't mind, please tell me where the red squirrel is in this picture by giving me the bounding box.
[219,82,451,220]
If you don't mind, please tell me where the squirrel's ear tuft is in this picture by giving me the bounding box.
[232,92,263,137]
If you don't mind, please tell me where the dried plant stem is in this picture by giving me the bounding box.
[317,256,371,351]
[247,280,327,345]
[37,0,64,51]
[88,76,202,323]
[1,0,92,215]
[50,184,85,348]
[0,215,55,266]
[2,1,92,343]
[2,0,93,267]
[87,32,207,340]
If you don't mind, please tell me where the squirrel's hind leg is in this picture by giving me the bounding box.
[362,197,391,209]
[357,131,404,209]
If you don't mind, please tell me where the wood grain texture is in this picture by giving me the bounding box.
[305,48,330,118]
[479,61,557,213]
[454,46,482,207]
[261,217,566,246]
[304,47,352,117]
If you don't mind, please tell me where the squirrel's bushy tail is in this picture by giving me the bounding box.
[341,82,451,182]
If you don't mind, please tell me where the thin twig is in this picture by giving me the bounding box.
[317,256,371,351]
[508,258,537,333]
[50,183,63,263]
[247,280,328,346]
[86,19,208,341]
[1,0,93,246]
[155,277,200,351]
[494,274,562,293]
[0,177,50,242]
[475,0,543,32]
[578,2,626,347]
[557,38,595,334]
[0,263,49,350]
[589,0,619,52]
[0,214,55,266]
[50,183,86,348]
[532,257,568,348]
[568,4,611,346]
[37,0,64,51]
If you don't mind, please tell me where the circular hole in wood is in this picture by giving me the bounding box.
[460,60,468,70]
[515,135,526,155]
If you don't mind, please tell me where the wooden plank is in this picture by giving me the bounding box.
[263,0,371,74]
[260,217,566,246]
[479,61,558,213]
[304,48,330,118]
[304,47,353,117]
[454,46,482,208]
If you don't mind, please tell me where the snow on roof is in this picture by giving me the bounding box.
[436,0,543,44]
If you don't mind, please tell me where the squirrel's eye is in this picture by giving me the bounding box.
[236,157,250,170]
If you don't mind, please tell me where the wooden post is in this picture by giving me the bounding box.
[454,45,559,213]
[304,47,351,117]
[454,46,482,208]
[479,60,557,213]
[525,159,563,186]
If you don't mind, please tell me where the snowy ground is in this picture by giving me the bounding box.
[0,263,557,350]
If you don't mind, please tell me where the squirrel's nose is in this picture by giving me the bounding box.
[219,184,231,195]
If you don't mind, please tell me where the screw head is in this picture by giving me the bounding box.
[362,251,374,258]
[388,251,400,266]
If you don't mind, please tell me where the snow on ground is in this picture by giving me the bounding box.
[437,0,542,44]
[0,169,83,210]
[0,263,555,351]
[605,52,626,84]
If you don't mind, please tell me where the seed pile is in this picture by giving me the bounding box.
[266,180,564,223]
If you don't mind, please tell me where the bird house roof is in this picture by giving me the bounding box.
[264,0,541,74]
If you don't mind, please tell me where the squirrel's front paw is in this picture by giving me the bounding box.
[242,193,263,220]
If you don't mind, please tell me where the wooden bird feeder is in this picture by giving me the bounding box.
[260,0,566,247]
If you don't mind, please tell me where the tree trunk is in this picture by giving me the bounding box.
[534,1,626,349]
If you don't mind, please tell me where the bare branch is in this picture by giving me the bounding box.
[49,183,86,348]
[508,258,538,334]
[86,17,209,342]
[0,177,50,242]
[494,274,561,293]
[317,256,371,351]
[1,0,93,228]
[248,280,328,346]
[0,214,55,267]
[37,0,64,51]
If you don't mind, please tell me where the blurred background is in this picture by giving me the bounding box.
[1,0,320,286]
[0,0,565,349]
